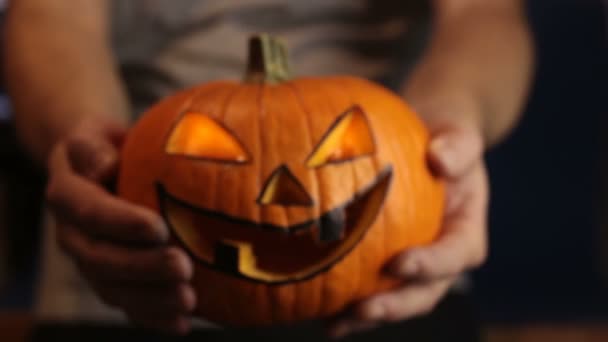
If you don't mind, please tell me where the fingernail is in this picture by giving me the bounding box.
[174,316,192,336]
[328,321,351,339]
[178,284,197,312]
[85,153,112,179]
[389,254,419,278]
[166,248,194,281]
[155,219,170,242]
[430,137,455,172]
[402,258,419,277]
[430,136,446,154]
[98,152,115,169]
[364,302,385,320]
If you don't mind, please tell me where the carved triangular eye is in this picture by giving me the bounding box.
[166,112,250,163]
[306,106,375,168]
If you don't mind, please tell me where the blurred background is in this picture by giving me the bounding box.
[0,0,607,341]
[476,0,608,322]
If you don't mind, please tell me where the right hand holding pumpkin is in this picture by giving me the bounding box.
[45,116,196,334]
[328,97,489,338]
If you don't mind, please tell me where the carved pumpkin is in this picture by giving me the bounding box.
[117,35,444,326]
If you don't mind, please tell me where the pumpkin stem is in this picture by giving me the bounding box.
[245,34,292,84]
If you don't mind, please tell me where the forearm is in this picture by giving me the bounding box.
[4,0,130,164]
[404,0,534,146]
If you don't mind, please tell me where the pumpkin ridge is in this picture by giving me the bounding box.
[284,81,325,316]
[213,84,244,324]
[259,84,281,324]
[309,81,337,315]
[267,85,296,321]
[218,87,252,216]
[255,84,274,323]
[331,78,388,294]
[273,84,308,321]
[218,86,257,322]
[252,83,271,323]
[255,84,264,225]
[313,80,356,311]
[160,82,234,162]
[318,80,366,301]
[118,39,444,325]
[203,84,240,211]
[157,88,205,185]
[284,82,321,220]
[351,161,363,298]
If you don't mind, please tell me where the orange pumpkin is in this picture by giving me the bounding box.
[117,35,444,326]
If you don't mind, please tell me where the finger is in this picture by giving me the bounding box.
[47,170,168,244]
[95,282,197,316]
[66,122,127,182]
[356,278,454,322]
[428,120,483,180]
[327,319,379,339]
[58,225,192,283]
[389,164,488,280]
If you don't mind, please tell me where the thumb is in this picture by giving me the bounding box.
[427,121,483,180]
[66,121,127,182]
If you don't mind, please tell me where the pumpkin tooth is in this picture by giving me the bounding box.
[214,240,241,273]
[318,208,346,242]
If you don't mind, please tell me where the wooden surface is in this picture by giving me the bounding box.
[485,324,608,342]
[1,313,608,342]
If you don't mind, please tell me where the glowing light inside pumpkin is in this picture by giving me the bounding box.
[257,165,313,206]
[160,167,393,283]
[166,112,249,162]
[306,106,375,168]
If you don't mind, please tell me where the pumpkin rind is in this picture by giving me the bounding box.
[117,36,444,326]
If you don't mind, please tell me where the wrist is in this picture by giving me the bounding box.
[403,87,487,148]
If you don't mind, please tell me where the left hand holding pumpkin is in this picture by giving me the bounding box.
[328,110,489,338]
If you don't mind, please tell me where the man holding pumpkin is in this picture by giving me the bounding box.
[4,0,533,340]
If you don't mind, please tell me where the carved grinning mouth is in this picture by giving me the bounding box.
[157,166,393,284]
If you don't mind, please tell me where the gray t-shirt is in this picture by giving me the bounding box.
[36,0,430,324]
[111,0,430,114]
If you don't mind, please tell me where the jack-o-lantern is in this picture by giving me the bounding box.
[117,35,444,326]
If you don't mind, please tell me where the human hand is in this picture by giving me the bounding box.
[45,117,196,334]
[328,102,489,338]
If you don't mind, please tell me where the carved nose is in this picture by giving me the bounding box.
[257,165,313,207]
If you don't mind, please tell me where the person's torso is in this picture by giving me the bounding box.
[37,0,431,324]
[110,0,430,114]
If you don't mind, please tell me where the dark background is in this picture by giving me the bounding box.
[1,0,608,325]
[473,0,608,322]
